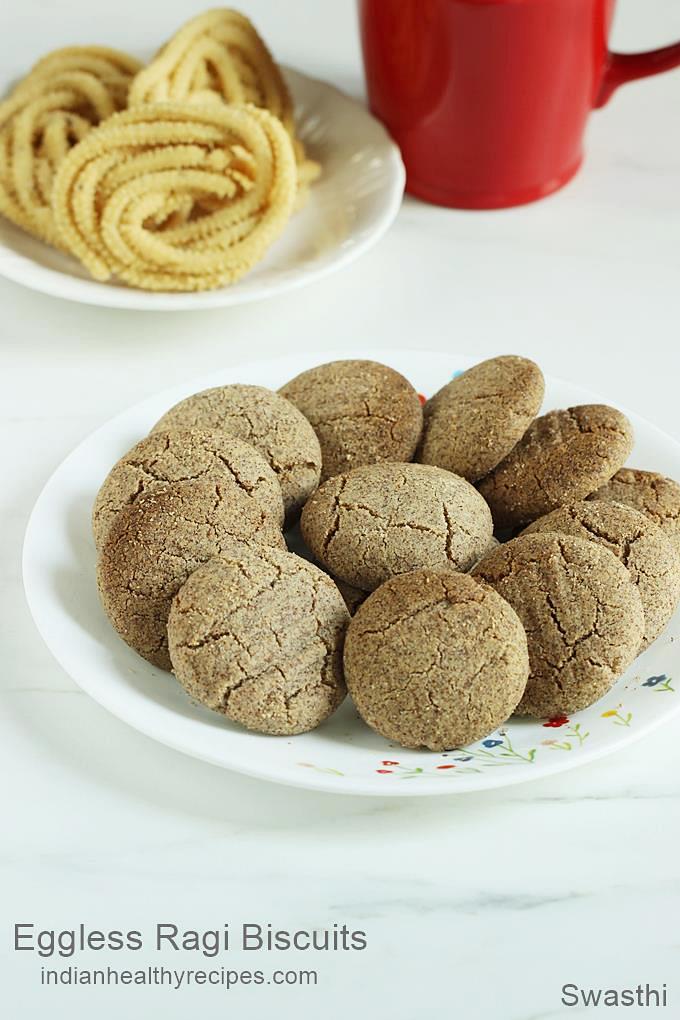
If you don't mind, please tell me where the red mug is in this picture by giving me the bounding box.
[359,0,680,208]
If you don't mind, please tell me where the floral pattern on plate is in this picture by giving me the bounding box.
[299,673,674,780]
[23,348,680,794]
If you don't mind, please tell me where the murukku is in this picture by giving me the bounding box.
[0,47,141,245]
[128,8,320,195]
[51,101,297,292]
[9,47,142,99]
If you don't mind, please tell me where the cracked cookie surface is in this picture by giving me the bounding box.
[418,355,544,482]
[151,384,322,521]
[168,546,349,735]
[279,359,423,482]
[470,536,500,571]
[477,404,634,531]
[473,533,644,717]
[301,463,493,591]
[588,468,680,556]
[92,429,284,551]
[97,479,286,671]
[524,501,680,650]
[344,571,529,750]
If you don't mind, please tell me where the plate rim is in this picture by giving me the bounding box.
[0,67,406,311]
[21,348,680,796]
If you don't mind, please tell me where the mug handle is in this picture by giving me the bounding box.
[596,42,680,107]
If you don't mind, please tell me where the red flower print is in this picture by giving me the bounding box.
[543,715,570,728]
[376,769,393,774]
[417,393,427,406]
[436,765,455,770]
[381,760,400,766]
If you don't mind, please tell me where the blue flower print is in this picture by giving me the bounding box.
[642,674,674,692]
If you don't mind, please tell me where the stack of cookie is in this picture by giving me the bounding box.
[94,356,680,751]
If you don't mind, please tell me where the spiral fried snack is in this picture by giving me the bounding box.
[10,47,142,99]
[51,102,297,292]
[0,47,141,245]
[129,8,320,194]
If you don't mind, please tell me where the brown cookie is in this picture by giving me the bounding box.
[473,533,644,717]
[168,547,349,736]
[524,501,680,650]
[344,571,529,750]
[151,385,322,521]
[418,355,544,481]
[477,405,634,530]
[92,429,284,551]
[97,479,285,670]
[279,359,423,481]
[588,468,680,556]
[301,463,493,591]
[469,536,500,571]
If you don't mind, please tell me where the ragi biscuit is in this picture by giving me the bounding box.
[524,501,680,650]
[473,533,644,717]
[279,359,423,481]
[151,384,322,522]
[301,462,493,591]
[470,536,500,571]
[97,479,285,671]
[588,468,680,556]
[477,404,634,531]
[418,355,544,482]
[168,546,349,736]
[92,429,284,551]
[344,571,529,750]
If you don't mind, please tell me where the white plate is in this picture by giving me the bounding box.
[23,350,680,796]
[0,69,404,310]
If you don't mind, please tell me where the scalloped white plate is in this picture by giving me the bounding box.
[23,350,680,795]
[0,69,404,310]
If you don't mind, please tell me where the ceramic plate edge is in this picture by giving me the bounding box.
[0,69,405,311]
[21,348,680,795]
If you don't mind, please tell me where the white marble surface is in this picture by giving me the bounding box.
[2,1,680,1017]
